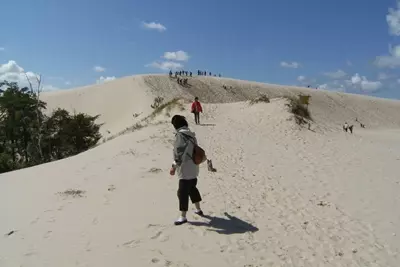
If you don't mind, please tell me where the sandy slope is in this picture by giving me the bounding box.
[1,75,400,266]
[41,74,400,136]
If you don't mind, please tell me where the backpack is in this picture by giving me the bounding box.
[180,133,206,165]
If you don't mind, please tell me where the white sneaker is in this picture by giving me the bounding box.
[174,217,187,225]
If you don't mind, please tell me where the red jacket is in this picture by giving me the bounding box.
[191,101,203,113]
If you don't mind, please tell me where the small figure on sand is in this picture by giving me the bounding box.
[343,122,354,134]
[170,115,204,225]
[191,97,203,125]
[343,122,348,132]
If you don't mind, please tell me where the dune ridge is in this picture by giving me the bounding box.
[1,74,400,266]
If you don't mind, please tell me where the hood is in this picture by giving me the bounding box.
[177,126,196,138]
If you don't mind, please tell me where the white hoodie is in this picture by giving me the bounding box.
[172,127,200,180]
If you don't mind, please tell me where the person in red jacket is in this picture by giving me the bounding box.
[191,97,203,125]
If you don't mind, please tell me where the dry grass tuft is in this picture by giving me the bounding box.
[249,94,270,105]
[58,189,86,198]
[285,96,312,125]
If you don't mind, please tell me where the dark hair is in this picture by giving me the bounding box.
[195,97,199,101]
[171,115,188,130]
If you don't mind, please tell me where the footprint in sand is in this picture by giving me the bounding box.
[150,231,169,242]
[108,185,116,192]
[30,217,40,225]
[104,196,110,205]
[43,231,52,239]
[122,239,141,248]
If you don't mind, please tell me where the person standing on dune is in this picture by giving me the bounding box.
[191,97,203,125]
[170,115,204,225]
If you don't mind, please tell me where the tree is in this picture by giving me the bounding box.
[0,80,102,174]
[25,73,45,162]
[0,81,45,165]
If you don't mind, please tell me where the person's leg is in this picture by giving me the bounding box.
[188,179,203,214]
[176,179,189,224]
[197,112,201,125]
[193,112,197,124]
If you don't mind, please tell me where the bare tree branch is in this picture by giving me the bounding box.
[25,72,44,162]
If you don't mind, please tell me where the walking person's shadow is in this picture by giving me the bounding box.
[189,212,259,235]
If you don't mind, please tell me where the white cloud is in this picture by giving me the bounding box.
[0,60,24,73]
[297,75,306,81]
[324,69,347,79]
[0,60,59,91]
[65,81,71,85]
[349,73,382,92]
[93,66,106,72]
[346,60,352,66]
[350,73,362,84]
[374,45,400,68]
[96,76,116,84]
[318,84,329,90]
[387,1,400,36]
[280,61,300,68]
[163,51,189,61]
[142,21,166,32]
[360,80,382,92]
[146,61,183,71]
[378,72,390,80]
[316,83,345,92]
[0,47,4,51]
[374,3,400,68]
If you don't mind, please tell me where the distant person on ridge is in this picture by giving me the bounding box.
[170,115,204,225]
[191,97,203,125]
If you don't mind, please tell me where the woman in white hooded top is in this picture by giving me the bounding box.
[170,115,204,225]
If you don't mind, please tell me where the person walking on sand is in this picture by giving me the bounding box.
[191,97,203,125]
[170,115,204,225]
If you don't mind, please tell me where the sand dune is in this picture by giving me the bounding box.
[42,74,400,136]
[1,74,400,266]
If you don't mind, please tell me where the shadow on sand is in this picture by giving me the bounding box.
[189,212,259,235]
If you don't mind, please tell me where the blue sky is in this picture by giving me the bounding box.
[1,0,400,99]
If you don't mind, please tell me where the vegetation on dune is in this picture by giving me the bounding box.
[0,80,102,174]
[249,94,270,105]
[58,189,86,198]
[285,96,312,126]
[149,97,185,119]
[150,96,164,109]
[105,97,185,143]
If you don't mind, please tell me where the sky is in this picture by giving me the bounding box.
[1,0,400,99]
